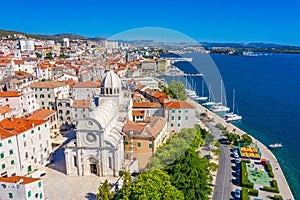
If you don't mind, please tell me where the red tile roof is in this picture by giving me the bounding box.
[164,101,195,109]
[0,118,47,135]
[132,110,145,117]
[123,121,146,133]
[0,105,13,115]
[72,81,100,88]
[71,99,91,108]
[26,109,56,120]
[133,102,161,108]
[0,176,40,185]
[0,91,22,97]
[30,81,67,89]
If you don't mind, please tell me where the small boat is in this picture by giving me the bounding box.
[269,143,283,148]
[224,89,242,121]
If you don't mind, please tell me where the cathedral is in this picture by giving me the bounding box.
[64,71,133,176]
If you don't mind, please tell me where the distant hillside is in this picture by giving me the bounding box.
[0,29,88,41]
[199,42,299,49]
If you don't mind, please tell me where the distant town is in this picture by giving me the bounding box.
[0,32,294,200]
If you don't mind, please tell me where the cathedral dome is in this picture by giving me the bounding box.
[100,71,121,95]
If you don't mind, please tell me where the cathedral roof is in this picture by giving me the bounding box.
[100,70,121,89]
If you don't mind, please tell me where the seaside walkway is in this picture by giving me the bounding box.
[192,100,295,200]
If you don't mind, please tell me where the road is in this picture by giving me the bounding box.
[206,121,233,200]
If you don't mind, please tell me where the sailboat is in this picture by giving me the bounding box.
[210,80,230,112]
[224,89,242,121]
[202,83,216,106]
[186,77,197,98]
[195,80,208,101]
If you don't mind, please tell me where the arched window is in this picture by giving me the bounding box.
[58,102,62,107]
[40,94,44,98]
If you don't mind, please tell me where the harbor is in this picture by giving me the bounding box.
[192,99,295,200]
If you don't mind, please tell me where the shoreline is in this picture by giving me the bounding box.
[191,99,295,200]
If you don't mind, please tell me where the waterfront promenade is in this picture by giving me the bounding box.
[192,101,295,200]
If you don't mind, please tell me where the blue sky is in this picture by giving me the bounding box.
[1,0,300,45]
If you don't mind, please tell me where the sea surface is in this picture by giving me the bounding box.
[162,53,300,199]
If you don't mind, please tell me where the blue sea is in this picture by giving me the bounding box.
[163,53,300,199]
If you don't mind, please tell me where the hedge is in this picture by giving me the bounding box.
[269,171,274,178]
[248,188,259,196]
[263,180,280,193]
[241,187,249,200]
[274,195,283,200]
[241,161,254,189]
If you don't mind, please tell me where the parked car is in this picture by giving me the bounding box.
[233,152,239,158]
[234,189,241,199]
[235,157,241,163]
[232,148,238,153]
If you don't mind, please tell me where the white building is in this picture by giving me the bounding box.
[164,101,196,133]
[0,92,23,118]
[70,99,95,122]
[71,81,100,100]
[30,81,69,110]
[63,38,70,47]
[0,118,52,176]
[18,40,35,52]
[64,71,136,177]
[0,176,44,200]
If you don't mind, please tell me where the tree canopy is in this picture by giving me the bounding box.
[164,148,212,200]
[96,179,115,200]
[118,170,184,200]
[168,80,187,100]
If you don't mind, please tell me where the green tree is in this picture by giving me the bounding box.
[118,170,184,200]
[45,52,53,60]
[35,52,42,58]
[96,179,115,200]
[204,132,215,149]
[168,80,187,100]
[165,148,212,200]
[240,134,253,145]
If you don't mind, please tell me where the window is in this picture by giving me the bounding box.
[28,191,31,198]
[185,116,188,120]
[31,130,34,134]
[0,143,2,147]
[45,124,47,127]
[73,156,77,167]
[40,193,43,199]
[9,193,13,198]
[58,103,62,107]
[108,157,112,169]
[25,152,28,158]
[23,134,26,138]
[40,94,44,98]
[66,110,70,115]
[75,114,78,118]
[38,181,42,188]
[24,142,27,147]
[47,88,49,91]
[11,160,14,165]
[39,88,42,91]
[2,164,5,169]
[138,142,141,147]
[178,116,181,120]
[125,141,128,145]
[48,94,51,98]
[66,103,70,107]
[42,101,44,105]
[0,153,3,159]
[185,109,188,113]
[48,102,52,106]
[38,127,41,131]
[39,134,41,140]
[178,123,181,127]
[1,184,6,188]
[178,109,182,113]
[149,143,152,148]
[9,150,13,155]
[8,139,12,144]
[171,109,175,113]
[59,110,63,114]
[33,148,35,153]
[171,124,174,127]
[171,116,174,120]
